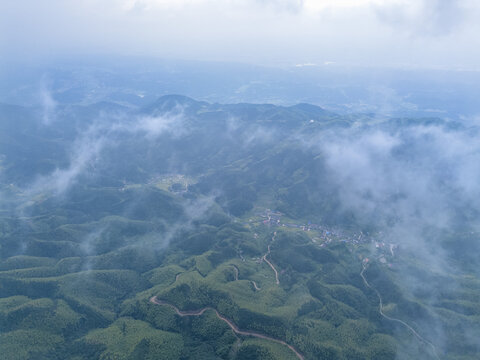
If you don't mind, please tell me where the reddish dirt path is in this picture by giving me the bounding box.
[150,296,304,360]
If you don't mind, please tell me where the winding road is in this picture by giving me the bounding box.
[251,280,261,291]
[263,232,280,285]
[150,296,304,360]
[232,264,239,281]
[360,263,440,360]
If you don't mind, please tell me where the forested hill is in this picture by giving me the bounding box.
[1,96,479,360]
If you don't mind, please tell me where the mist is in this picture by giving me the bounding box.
[2,0,480,69]
[311,120,480,355]
[1,2,480,359]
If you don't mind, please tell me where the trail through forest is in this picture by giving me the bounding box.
[149,296,304,360]
[360,263,440,360]
[263,232,280,285]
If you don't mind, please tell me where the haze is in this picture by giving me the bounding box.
[2,0,480,69]
[1,1,480,359]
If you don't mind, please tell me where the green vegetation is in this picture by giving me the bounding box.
[82,317,183,360]
[1,96,479,359]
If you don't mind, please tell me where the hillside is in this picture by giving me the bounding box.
[1,96,479,359]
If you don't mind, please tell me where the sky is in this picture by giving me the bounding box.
[1,0,480,69]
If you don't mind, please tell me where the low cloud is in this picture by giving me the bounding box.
[39,83,57,125]
[374,0,468,37]
[183,195,217,221]
[28,125,106,197]
[224,116,276,147]
[25,108,187,200]
[243,125,276,146]
[253,0,304,13]
[132,113,188,139]
[320,123,480,234]
[311,121,480,352]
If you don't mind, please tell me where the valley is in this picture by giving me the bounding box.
[1,95,479,359]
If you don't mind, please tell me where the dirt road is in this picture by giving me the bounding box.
[149,296,303,360]
[251,280,261,291]
[360,263,440,359]
[263,233,280,285]
[232,264,239,281]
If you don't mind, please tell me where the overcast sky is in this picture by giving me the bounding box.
[1,0,479,69]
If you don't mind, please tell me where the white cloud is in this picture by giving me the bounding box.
[29,126,106,196]
[25,109,187,199]
[39,84,57,125]
[373,0,470,36]
[135,114,187,138]
[319,123,480,235]
[1,0,479,68]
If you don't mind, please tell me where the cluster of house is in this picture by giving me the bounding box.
[254,209,399,267]
[256,209,372,245]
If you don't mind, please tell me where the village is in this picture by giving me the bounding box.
[246,208,398,267]
[117,173,196,194]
